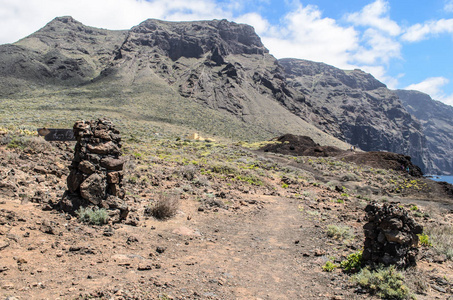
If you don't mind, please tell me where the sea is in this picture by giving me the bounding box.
[425,175,453,185]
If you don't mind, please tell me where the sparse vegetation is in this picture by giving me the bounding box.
[149,192,180,220]
[425,225,453,259]
[76,207,109,225]
[352,266,410,299]
[326,224,353,240]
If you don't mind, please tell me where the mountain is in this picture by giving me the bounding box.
[278,58,432,173]
[0,16,441,173]
[396,90,453,175]
[0,16,349,148]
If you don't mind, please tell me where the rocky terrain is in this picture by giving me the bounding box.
[396,89,453,175]
[1,126,453,299]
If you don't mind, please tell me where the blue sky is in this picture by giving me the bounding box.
[1,0,453,105]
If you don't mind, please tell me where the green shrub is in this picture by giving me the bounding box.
[322,261,338,272]
[352,266,410,299]
[340,250,362,273]
[76,207,108,225]
[417,233,432,247]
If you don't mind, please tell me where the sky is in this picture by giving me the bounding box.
[1,0,453,105]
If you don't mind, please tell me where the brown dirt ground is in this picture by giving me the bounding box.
[1,140,453,300]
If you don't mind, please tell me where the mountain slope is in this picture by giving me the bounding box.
[278,58,432,173]
[0,16,349,149]
[396,89,453,174]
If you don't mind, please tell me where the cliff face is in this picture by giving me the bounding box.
[278,58,432,173]
[396,90,453,175]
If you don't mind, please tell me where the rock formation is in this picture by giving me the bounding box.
[396,89,453,175]
[278,58,432,174]
[363,203,423,268]
[63,118,128,222]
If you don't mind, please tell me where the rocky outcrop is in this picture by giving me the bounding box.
[396,90,453,175]
[63,118,128,222]
[363,203,423,268]
[278,58,432,173]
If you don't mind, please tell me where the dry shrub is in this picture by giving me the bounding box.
[151,192,180,220]
[425,224,453,259]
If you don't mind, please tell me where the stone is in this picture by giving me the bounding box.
[94,129,112,140]
[107,171,122,184]
[87,141,119,155]
[78,160,96,174]
[67,169,84,193]
[362,203,421,268]
[80,173,106,205]
[101,157,125,171]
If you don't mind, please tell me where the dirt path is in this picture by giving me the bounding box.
[0,190,360,300]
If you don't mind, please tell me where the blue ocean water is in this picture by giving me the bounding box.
[426,175,453,185]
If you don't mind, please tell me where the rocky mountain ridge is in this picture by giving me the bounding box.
[396,89,453,175]
[278,58,431,173]
[0,16,447,174]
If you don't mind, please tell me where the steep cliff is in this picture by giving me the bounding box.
[396,90,453,174]
[278,58,432,172]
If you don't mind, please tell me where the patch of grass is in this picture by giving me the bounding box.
[150,192,180,220]
[76,207,108,225]
[306,210,319,216]
[327,224,353,240]
[352,266,410,300]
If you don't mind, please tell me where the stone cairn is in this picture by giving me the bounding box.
[363,202,423,268]
[63,118,128,222]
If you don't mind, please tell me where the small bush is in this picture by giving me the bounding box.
[417,233,432,247]
[150,193,180,220]
[341,173,359,181]
[322,261,338,272]
[352,266,410,299]
[327,224,353,240]
[76,207,108,225]
[340,250,362,273]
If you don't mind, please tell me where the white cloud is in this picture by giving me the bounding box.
[405,77,453,105]
[354,28,401,65]
[253,4,359,69]
[445,0,453,12]
[402,18,453,42]
[345,0,401,36]
[0,0,229,44]
[235,12,271,34]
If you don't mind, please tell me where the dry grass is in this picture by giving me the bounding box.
[425,224,453,259]
[150,192,180,220]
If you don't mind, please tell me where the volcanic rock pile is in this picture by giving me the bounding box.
[63,118,128,221]
[363,203,423,268]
